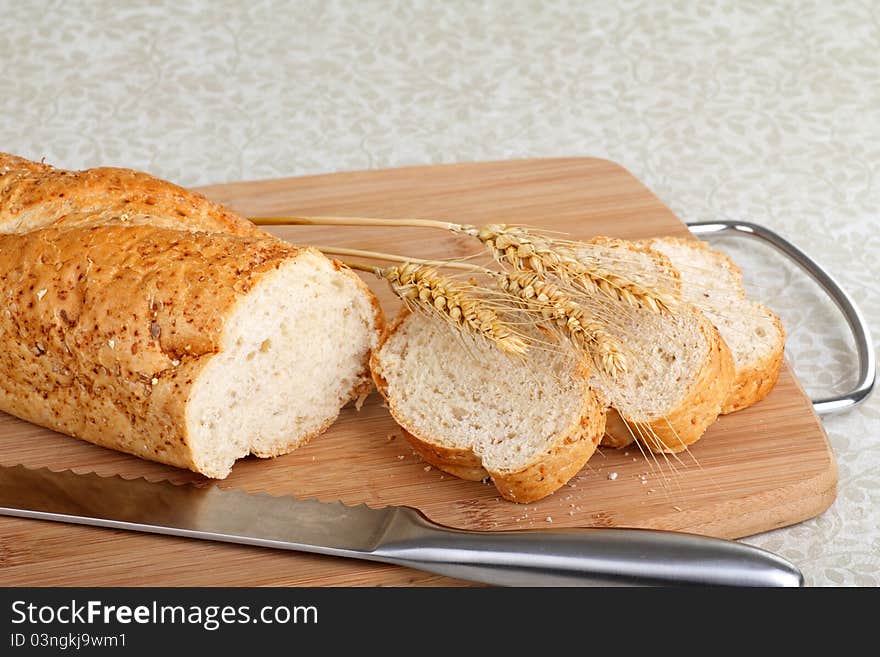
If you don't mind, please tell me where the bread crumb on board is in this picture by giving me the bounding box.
[607,471,618,481]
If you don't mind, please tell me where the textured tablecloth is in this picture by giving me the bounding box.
[2,0,877,586]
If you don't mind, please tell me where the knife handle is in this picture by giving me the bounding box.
[370,508,803,587]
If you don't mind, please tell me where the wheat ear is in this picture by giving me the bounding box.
[496,271,627,376]
[471,224,676,313]
[387,264,529,356]
[343,260,528,356]
[250,215,676,312]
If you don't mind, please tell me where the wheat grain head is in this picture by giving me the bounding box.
[472,224,677,314]
[382,263,528,356]
[496,270,628,376]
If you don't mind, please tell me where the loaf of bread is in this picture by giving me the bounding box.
[0,154,383,478]
[644,236,785,413]
[370,311,606,503]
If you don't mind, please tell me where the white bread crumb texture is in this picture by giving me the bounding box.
[376,312,592,474]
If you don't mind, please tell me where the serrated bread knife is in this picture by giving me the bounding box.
[0,464,802,586]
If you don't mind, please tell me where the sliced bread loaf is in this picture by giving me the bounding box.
[0,155,383,477]
[644,236,785,413]
[370,311,606,503]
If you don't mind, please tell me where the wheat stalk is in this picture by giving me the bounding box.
[471,224,676,314]
[253,217,677,314]
[469,224,563,274]
[314,245,484,273]
[341,258,528,356]
[386,264,529,356]
[254,215,462,231]
[496,271,627,376]
[322,246,626,368]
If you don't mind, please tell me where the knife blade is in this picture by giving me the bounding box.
[0,464,803,586]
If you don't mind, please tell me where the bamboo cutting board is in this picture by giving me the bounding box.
[0,158,836,586]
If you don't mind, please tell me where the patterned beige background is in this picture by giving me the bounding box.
[1,0,878,586]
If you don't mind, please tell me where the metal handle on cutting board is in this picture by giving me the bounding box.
[687,220,876,415]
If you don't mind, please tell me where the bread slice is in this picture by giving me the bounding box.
[576,238,735,453]
[597,305,735,453]
[0,156,383,478]
[644,237,785,413]
[371,311,606,503]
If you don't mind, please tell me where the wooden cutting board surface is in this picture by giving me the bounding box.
[0,158,836,586]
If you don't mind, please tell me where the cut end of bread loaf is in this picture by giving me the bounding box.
[187,251,379,478]
[645,237,785,414]
[371,311,606,502]
[0,154,385,479]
